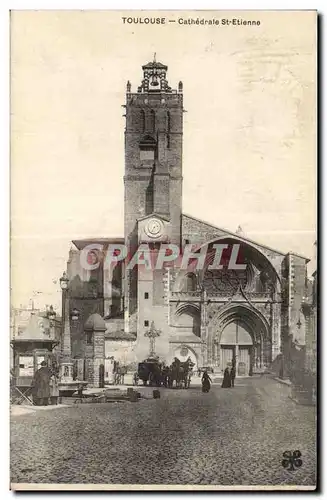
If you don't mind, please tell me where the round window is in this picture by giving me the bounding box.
[180,347,188,357]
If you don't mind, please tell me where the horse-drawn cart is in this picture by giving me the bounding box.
[137,358,162,387]
[137,357,194,389]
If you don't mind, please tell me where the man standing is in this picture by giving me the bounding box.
[231,356,236,387]
[31,361,51,406]
[230,365,236,387]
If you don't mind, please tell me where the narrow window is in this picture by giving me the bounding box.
[167,111,171,132]
[144,292,149,299]
[140,109,145,133]
[149,110,155,133]
[167,111,171,149]
[144,320,149,327]
[181,273,197,292]
[187,273,197,292]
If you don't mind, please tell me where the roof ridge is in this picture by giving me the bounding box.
[182,213,310,261]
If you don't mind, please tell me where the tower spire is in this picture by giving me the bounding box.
[140,57,170,93]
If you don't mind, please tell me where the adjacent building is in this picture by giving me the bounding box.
[10,305,61,387]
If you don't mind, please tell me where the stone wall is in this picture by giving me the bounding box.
[105,339,137,365]
[134,267,170,361]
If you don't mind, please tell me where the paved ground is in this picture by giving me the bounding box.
[10,377,316,487]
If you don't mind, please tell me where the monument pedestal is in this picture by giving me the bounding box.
[59,361,87,396]
[59,361,73,382]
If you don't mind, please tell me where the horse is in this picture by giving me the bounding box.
[149,363,162,387]
[132,371,139,386]
[113,364,127,385]
[179,358,194,389]
[167,358,193,389]
[162,366,170,388]
[168,359,181,388]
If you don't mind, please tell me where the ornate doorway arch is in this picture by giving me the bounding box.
[208,304,271,374]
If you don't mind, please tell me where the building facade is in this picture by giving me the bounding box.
[65,59,311,384]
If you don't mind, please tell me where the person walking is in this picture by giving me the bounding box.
[31,361,51,406]
[221,365,232,388]
[201,370,212,393]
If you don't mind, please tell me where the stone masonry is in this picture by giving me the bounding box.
[62,58,313,380]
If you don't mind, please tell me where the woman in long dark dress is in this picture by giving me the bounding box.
[201,371,212,393]
[221,366,232,388]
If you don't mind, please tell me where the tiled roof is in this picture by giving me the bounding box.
[105,330,136,341]
[142,61,167,70]
[13,313,55,341]
[182,214,294,259]
[72,238,124,251]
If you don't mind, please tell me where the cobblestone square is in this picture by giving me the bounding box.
[10,377,316,488]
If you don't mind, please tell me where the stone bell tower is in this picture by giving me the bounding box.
[124,55,183,247]
[123,56,184,349]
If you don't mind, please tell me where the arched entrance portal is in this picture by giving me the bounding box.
[220,321,253,376]
[210,304,271,375]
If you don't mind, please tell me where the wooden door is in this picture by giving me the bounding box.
[221,347,234,372]
[238,347,250,375]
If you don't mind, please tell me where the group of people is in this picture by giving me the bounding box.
[113,361,128,385]
[31,361,60,406]
[201,364,236,393]
[221,365,236,388]
[136,357,194,389]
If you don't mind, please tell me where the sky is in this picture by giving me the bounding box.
[10,10,317,311]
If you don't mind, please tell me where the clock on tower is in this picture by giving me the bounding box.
[145,218,164,239]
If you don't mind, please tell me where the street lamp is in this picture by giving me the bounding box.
[71,308,80,322]
[144,321,161,359]
[59,271,74,382]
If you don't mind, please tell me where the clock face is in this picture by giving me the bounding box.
[145,218,163,238]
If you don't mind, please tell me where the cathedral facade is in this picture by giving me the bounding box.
[65,59,309,386]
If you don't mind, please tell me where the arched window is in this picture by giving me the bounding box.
[166,111,171,149]
[175,304,200,337]
[149,110,155,133]
[181,273,197,292]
